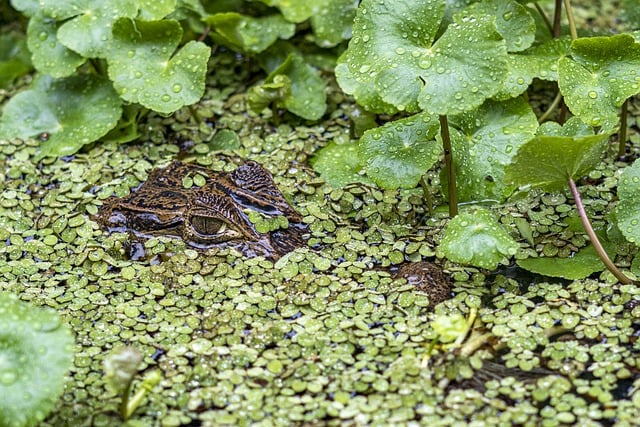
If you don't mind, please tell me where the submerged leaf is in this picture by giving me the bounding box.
[505,118,610,192]
[359,113,441,189]
[311,142,374,188]
[438,208,519,269]
[516,245,606,280]
[108,18,210,114]
[204,13,295,53]
[444,97,538,202]
[0,74,122,157]
[559,34,640,128]
[616,158,640,244]
[0,293,74,427]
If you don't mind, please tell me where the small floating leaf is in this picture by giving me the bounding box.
[108,18,211,114]
[0,293,74,427]
[559,34,640,128]
[505,118,611,192]
[438,208,519,269]
[616,158,640,244]
[359,113,441,189]
[0,74,122,157]
[311,141,374,188]
[204,13,295,53]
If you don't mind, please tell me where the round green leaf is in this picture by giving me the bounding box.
[465,0,535,52]
[0,74,123,157]
[310,0,357,47]
[311,142,374,188]
[108,18,211,114]
[616,158,640,244]
[444,97,538,202]
[56,0,138,58]
[438,208,519,269]
[27,12,85,77]
[505,118,611,192]
[204,13,295,53]
[337,0,509,115]
[138,0,176,20]
[495,37,571,100]
[257,53,327,120]
[416,13,508,115]
[254,0,314,23]
[359,113,441,189]
[559,34,640,128]
[516,245,605,280]
[0,293,74,427]
[336,0,445,113]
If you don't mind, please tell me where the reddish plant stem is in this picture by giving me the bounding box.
[553,0,562,37]
[568,178,632,284]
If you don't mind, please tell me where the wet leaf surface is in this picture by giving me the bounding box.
[616,158,640,244]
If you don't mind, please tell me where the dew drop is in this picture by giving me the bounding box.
[588,91,598,99]
[127,50,135,58]
[0,371,17,385]
[38,32,48,41]
[172,83,182,93]
[161,94,171,102]
[395,47,406,55]
[502,11,513,21]
[134,71,142,78]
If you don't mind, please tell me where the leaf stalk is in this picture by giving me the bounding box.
[568,177,632,284]
[440,115,458,217]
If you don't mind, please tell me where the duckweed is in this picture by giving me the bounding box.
[0,43,638,427]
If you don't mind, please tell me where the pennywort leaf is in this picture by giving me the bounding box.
[107,18,211,114]
[0,293,74,427]
[249,53,326,120]
[311,142,374,188]
[465,0,535,53]
[27,12,84,77]
[337,0,509,115]
[55,0,138,58]
[559,34,640,128]
[616,158,640,244]
[438,208,519,269]
[445,97,538,202]
[204,13,295,53]
[505,118,611,192]
[359,113,441,189]
[0,74,122,158]
[516,244,606,280]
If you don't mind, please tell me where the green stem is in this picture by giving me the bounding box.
[539,90,563,123]
[568,178,632,284]
[563,0,578,40]
[618,99,629,158]
[119,378,134,420]
[419,175,434,217]
[439,115,458,217]
[534,2,554,36]
[553,0,562,37]
[188,105,203,125]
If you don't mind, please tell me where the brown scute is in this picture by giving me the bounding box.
[391,261,451,308]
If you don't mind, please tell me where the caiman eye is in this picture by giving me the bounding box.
[187,214,244,243]
[190,216,226,235]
